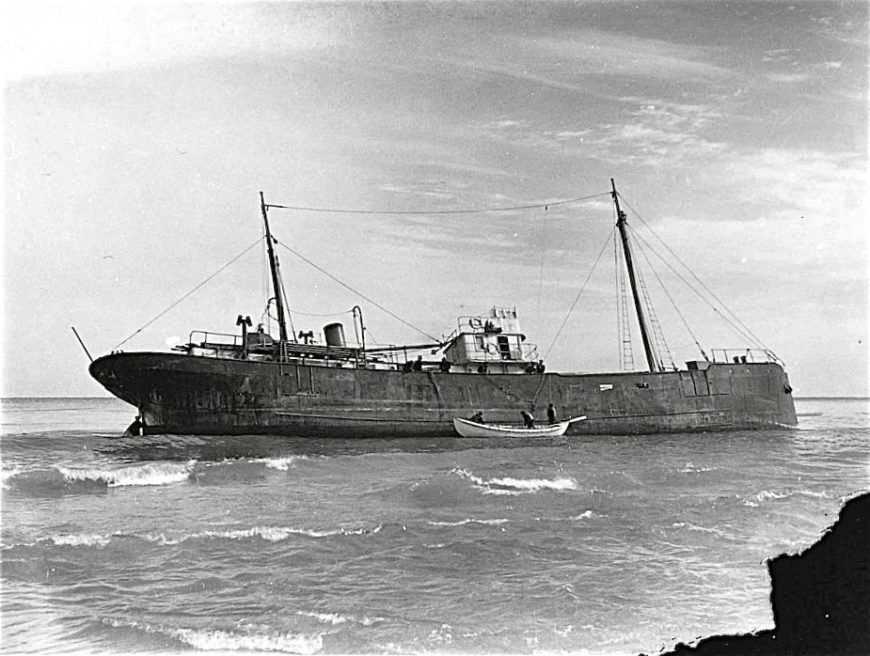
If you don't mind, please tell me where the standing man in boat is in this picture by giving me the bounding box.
[547,403,557,425]
[521,410,536,428]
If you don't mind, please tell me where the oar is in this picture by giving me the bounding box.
[567,415,587,424]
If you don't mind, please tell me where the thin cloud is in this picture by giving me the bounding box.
[587,100,728,167]
[529,30,739,81]
[3,3,344,80]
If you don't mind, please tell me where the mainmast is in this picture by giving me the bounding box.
[260,192,289,342]
[611,179,660,372]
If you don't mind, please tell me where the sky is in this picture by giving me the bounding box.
[3,1,867,398]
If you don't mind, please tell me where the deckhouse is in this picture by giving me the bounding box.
[442,307,539,374]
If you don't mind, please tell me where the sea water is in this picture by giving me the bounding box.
[1,397,867,655]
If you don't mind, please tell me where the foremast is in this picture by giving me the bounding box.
[611,179,661,373]
[260,192,290,342]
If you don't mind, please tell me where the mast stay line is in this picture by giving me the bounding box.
[112,237,265,351]
[273,238,442,344]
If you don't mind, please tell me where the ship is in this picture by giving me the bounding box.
[88,180,797,436]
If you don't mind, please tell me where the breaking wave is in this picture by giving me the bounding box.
[671,522,727,537]
[48,533,113,547]
[450,468,577,495]
[56,461,197,487]
[679,462,714,474]
[102,618,323,654]
[143,523,383,546]
[2,461,198,495]
[3,455,315,494]
[251,455,308,471]
[1,466,22,489]
[174,627,322,653]
[3,524,384,551]
[426,518,509,527]
[296,610,382,627]
[742,488,832,507]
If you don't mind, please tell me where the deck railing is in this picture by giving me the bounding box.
[710,348,783,365]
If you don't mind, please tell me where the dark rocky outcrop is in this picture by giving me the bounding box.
[649,492,869,656]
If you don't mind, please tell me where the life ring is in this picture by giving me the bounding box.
[469,317,483,329]
[485,343,499,354]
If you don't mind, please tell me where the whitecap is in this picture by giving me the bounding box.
[488,475,578,492]
[48,533,111,547]
[797,489,830,499]
[102,618,322,654]
[142,532,183,546]
[252,455,308,471]
[143,523,382,545]
[450,467,577,495]
[1,467,22,489]
[427,518,509,527]
[680,463,714,473]
[759,490,789,500]
[671,522,726,536]
[297,610,348,625]
[173,627,323,653]
[56,460,196,487]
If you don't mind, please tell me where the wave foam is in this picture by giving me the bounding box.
[1,467,22,489]
[680,462,714,473]
[49,533,112,547]
[451,468,577,495]
[427,518,509,527]
[143,523,383,546]
[296,610,383,627]
[56,460,196,487]
[103,618,322,654]
[742,488,832,507]
[174,627,323,653]
[672,522,726,536]
[252,455,308,471]
[297,611,348,626]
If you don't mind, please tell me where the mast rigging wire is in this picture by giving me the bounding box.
[632,243,674,370]
[274,239,442,344]
[628,224,707,362]
[542,226,617,361]
[113,237,265,351]
[616,194,771,352]
[284,307,355,318]
[264,192,611,216]
[626,216,765,351]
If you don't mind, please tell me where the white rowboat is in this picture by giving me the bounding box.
[452,415,587,438]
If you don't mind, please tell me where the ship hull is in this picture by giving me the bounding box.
[89,352,797,436]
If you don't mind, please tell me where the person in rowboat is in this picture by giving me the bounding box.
[520,410,536,428]
[547,403,557,424]
[468,411,485,424]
